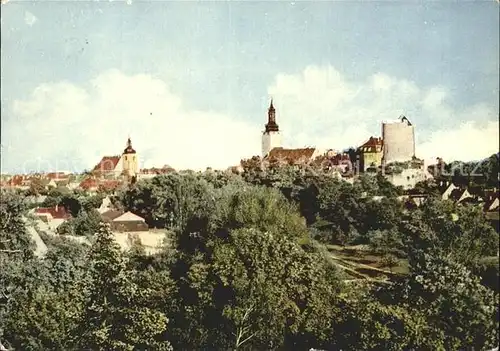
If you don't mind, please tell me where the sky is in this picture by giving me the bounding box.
[1,0,499,173]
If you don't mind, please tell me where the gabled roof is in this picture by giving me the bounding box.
[266,147,317,163]
[93,156,121,172]
[484,197,499,212]
[483,188,499,202]
[101,210,124,222]
[79,177,99,190]
[449,188,473,203]
[358,137,383,153]
[35,206,70,219]
[112,211,146,222]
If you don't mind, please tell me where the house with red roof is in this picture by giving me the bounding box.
[33,205,71,230]
[264,147,321,166]
[79,177,100,192]
[92,155,123,176]
[357,136,384,172]
[99,180,123,192]
[78,177,124,193]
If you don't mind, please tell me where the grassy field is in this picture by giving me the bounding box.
[326,244,409,281]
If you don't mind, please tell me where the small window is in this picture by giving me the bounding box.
[125,156,128,161]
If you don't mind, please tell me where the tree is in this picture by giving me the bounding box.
[363,197,403,233]
[369,228,405,258]
[403,198,499,268]
[27,178,46,196]
[0,234,86,350]
[117,173,214,230]
[315,179,365,244]
[170,227,341,350]
[0,191,34,256]
[394,253,499,350]
[177,184,310,256]
[3,285,84,350]
[57,208,102,236]
[329,290,444,350]
[75,223,172,350]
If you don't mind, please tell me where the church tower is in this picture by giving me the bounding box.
[122,137,138,180]
[261,99,282,158]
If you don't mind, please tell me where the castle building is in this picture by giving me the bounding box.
[357,136,383,172]
[382,115,415,165]
[261,99,282,158]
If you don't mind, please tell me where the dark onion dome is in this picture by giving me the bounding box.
[123,137,136,154]
[264,99,279,132]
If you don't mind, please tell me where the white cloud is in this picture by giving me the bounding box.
[3,69,260,173]
[2,66,498,174]
[268,65,498,162]
[418,120,499,162]
[24,11,37,26]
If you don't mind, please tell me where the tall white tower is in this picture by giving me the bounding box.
[261,99,282,158]
[122,137,138,180]
[382,115,415,165]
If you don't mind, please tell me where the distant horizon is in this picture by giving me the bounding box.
[0,146,497,176]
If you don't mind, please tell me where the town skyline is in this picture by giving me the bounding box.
[1,1,498,173]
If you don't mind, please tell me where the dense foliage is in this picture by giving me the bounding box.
[1,157,498,350]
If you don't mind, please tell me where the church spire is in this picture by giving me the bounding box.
[265,99,279,132]
[123,136,136,154]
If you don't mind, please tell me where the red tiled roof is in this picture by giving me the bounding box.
[93,156,121,172]
[358,137,383,153]
[99,180,122,190]
[79,177,99,190]
[46,172,69,180]
[79,177,123,191]
[266,147,317,163]
[6,176,23,186]
[35,206,70,219]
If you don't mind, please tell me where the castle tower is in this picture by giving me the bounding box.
[122,136,138,179]
[382,115,415,165]
[261,99,282,158]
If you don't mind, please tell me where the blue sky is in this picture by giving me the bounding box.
[1,0,499,173]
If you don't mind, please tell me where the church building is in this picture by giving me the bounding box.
[260,99,322,164]
[122,137,138,180]
[91,137,139,182]
[261,99,282,158]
